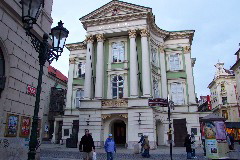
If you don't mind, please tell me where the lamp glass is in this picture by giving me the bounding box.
[51,21,69,54]
[22,0,43,25]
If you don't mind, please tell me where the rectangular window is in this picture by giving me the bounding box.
[75,89,84,107]
[222,97,227,105]
[169,54,180,71]
[171,83,184,105]
[222,110,228,119]
[78,62,85,78]
[112,42,125,62]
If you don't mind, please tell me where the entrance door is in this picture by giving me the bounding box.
[173,119,187,147]
[113,120,126,145]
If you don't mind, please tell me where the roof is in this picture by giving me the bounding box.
[48,66,68,83]
[200,113,226,121]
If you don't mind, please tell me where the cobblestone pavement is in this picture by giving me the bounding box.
[40,143,240,160]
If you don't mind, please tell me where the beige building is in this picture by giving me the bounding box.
[0,0,53,159]
[208,62,240,140]
[56,0,210,149]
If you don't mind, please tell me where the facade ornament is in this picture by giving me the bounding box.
[101,99,128,107]
[101,114,111,119]
[159,45,165,53]
[96,34,104,42]
[183,46,191,53]
[140,28,149,37]
[86,35,94,43]
[69,57,76,64]
[128,29,137,38]
[119,114,128,119]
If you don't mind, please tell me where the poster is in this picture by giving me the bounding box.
[205,139,218,159]
[214,121,226,140]
[19,116,31,137]
[5,114,19,137]
[204,122,216,139]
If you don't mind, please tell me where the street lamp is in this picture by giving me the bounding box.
[167,95,174,160]
[20,0,69,159]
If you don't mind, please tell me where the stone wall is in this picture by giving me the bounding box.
[0,0,53,159]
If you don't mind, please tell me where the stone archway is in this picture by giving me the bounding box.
[110,119,126,145]
[156,119,164,146]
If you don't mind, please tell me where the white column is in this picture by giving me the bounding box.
[84,35,94,99]
[140,29,151,97]
[159,46,168,99]
[95,34,104,99]
[184,46,196,104]
[129,30,138,98]
[66,58,75,108]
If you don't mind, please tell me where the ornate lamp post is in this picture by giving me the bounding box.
[20,0,69,159]
[167,96,174,160]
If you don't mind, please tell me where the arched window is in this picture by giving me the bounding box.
[112,42,124,62]
[112,75,124,99]
[0,47,5,94]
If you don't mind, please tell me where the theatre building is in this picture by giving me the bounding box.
[56,0,209,148]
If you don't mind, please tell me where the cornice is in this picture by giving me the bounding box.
[66,42,87,51]
[81,12,148,29]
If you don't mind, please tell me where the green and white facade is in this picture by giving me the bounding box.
[55,0,207,148]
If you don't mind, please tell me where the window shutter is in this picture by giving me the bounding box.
[171,83,177,104]
[177,83,184,105]
[169,55,174,71]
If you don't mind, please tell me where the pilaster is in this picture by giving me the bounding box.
[95,34,104,99]
[66,57,75,108]
[84,35,94,99]
[140,29,151,97]
[129,30,138,97]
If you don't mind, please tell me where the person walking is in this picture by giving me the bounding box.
[79,129,95,160]
[138,134,145,153]
[141,135,150,158]
[104,134,116,160]
[184,134,193,159]
[229,134,235,150]
[191,133,197,158]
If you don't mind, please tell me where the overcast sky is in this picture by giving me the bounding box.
[51,0,240,97]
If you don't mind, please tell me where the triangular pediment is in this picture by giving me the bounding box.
[80,0,152,21]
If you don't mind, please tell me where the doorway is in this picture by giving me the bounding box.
[112,120,126,145]
[173,119,187,147]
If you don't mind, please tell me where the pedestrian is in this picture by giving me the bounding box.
[79,129,95,160]
[191,133,197,158]
[141,135,150,158]
[184,134,193,159]
[138,134,145,153]
[226,133,231,150]
[229,134,235,150]
[104,134,116,160]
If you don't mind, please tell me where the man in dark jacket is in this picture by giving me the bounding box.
[184,134,193,159]
[79,129,95,160]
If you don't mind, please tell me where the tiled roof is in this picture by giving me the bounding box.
[48,66,68,83]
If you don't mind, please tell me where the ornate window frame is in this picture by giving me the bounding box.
[168,79,186,105]
[166,51,184,71]
[108,37,128,70]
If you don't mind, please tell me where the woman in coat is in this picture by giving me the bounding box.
[184,134,193,159]
[142,135,150,158]
[104,134,116,160]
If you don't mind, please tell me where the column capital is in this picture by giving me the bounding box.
[140,28,149,37]
[69,57,76,64]
[96,34,104,42]
[159,45,165,53]
[183,46,191,53]
[128,29,137,38]
[86,35,94,43]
